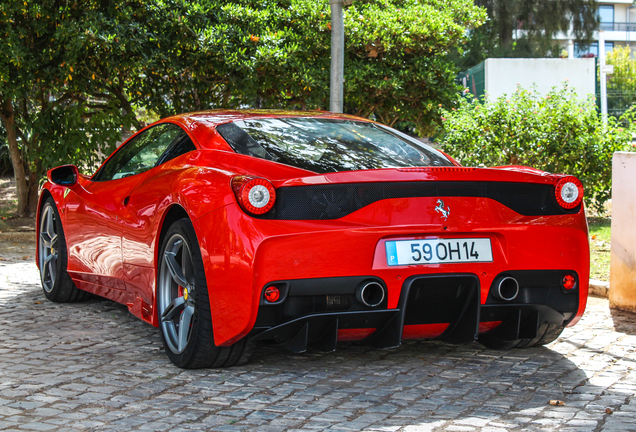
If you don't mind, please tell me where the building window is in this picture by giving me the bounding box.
[574,42,614,58]
[599,5,615,30]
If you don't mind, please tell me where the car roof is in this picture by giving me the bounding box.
[156,110,377,151]
[164,109,370,127]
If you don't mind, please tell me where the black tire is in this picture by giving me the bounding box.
[478,323,564,350]
[38,197,90,302]
[157,218,253,369]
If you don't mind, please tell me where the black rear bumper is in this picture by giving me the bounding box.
[250,272,580,353]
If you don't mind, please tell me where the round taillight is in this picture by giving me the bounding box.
[554,176,584,210]
[232,176,276,215]
[562,274,576,290]
[264,286,280,303]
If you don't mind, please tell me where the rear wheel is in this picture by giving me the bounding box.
[157,218,252,368]
[478,323,564,350]
[38,197,89,302]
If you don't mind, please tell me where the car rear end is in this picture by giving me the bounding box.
[196,112,589,351]
[241,169,588,351]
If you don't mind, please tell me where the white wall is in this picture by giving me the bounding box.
[484,58,596,100]
[614,3,627,22]
[610,152,636,312]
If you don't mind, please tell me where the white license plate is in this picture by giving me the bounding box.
[385,238,493,266]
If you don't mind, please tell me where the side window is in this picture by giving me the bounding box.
[93,124,196,181]
[156,129,197,166]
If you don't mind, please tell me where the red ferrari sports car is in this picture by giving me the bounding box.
[37,110,589,368]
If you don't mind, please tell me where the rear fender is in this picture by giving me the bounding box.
[192,203,265,346]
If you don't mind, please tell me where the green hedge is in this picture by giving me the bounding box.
[438,85,633,213]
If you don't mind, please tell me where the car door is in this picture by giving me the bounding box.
[64,174,145,293]
[119,126,197,312]
[64,124,190,295]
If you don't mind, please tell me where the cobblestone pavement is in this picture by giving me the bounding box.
[1,238,636,431]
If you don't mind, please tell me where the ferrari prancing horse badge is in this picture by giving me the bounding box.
[435,199,450,221]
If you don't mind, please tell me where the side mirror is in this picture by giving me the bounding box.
[49,165,79,187]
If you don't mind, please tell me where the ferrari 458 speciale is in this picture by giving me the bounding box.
[37,110,589,368]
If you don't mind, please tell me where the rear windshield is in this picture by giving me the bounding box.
[216,117,452,173]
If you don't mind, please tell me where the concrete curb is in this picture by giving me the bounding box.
[589,279,609,298]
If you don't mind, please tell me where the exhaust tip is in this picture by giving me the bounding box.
[356,281,385,307]
[495,277,519,301]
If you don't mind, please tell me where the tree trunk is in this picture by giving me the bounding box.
[497,0,515,50]
[0,97,31,217]
[27,156,41,217]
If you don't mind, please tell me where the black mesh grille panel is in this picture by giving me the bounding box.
[259,181,579,220]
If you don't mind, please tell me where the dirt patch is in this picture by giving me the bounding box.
[0,234,35,261]
[0,176,36,234]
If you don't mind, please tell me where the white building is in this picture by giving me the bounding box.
[558,0,636,57]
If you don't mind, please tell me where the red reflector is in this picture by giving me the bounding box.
[402,323,449,339]
[478,321,502,333]
[264,286,280,302]
[562,275,576,290]
[337,328,376,341]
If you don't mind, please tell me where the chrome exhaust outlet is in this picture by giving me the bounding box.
[355,281,385,307]
[494,277,519,301]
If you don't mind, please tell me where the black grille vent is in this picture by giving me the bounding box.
[258,181,579,220]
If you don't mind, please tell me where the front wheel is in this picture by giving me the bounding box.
[38,197,89,302]
[157,218,252,368]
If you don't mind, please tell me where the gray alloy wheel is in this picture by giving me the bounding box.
[156,218,253,369]
[37,197,88,302]
[38,202,59,293]
[158,231,197,354]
